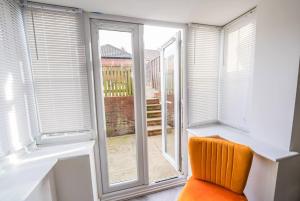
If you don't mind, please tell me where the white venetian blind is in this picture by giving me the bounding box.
[24,5,92,135]
[0,0,37,157]
[187,25,220,126]
[219,12,256,130]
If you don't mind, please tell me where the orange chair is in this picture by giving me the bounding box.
[178,137,253,201]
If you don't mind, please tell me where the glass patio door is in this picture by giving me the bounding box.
[91,19,146,193]
[161,32,181,171]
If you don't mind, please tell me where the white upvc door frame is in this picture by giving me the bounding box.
[88,12,189,200]
[90,19,148,193]
[161,31,182,171]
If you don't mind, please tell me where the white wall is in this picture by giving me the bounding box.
[250,0,300,151]
[25,171,57,201]
[274,155,300,201]
[244,155,278,201]
[53,156,94,201]
[290,69,300,152]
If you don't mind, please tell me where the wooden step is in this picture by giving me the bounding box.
[146,98,160,105]
[147,117,161,126]
[147,110,161,118]
[147,125,162,136]
[167,127,174,133]
[146,104,161,111]
[147,125,173,136]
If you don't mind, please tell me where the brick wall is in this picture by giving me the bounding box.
[101,58,132,66]
[104,96,135,137]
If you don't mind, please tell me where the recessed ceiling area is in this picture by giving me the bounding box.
[29,0,257,26]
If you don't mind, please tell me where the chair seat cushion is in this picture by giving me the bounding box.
[178,178,247,201]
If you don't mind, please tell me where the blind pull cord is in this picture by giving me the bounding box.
[30,9,39,60]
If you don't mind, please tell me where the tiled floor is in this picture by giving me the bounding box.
[127,186,183,201]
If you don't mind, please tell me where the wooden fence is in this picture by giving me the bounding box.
[102,55,163,97]
[146,56,160,91]
[102,67,133,96]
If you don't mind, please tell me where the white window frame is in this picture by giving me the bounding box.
[91,19,147,193]
[161,32,182,171]
[23,3,97,145]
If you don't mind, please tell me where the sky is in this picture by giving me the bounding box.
[99,25,181,53]
[99,30,133,53]
[143,25,181,50]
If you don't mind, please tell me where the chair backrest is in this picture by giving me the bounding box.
[189,137,253,194]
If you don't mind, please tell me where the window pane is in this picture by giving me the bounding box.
[187,25,220,125]
[164,42,176,160]
[99,29,138,184]
[24,8,91,135]
[0,0,36,156]
[220,20,256,130]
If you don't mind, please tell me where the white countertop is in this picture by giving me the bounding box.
[187,124,298,162]
[0,141,95,201]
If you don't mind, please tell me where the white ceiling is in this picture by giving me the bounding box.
[32,0,257,26]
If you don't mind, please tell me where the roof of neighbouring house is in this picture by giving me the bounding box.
[101,44,132,59]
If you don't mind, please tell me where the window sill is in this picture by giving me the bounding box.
[0,141,96,201]
[36,131,94,145]
[187,124,299,162]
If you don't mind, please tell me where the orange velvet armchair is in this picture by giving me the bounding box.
[178,137,253,201]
